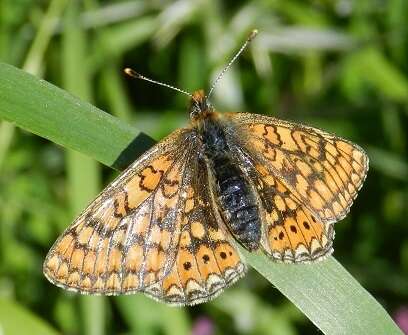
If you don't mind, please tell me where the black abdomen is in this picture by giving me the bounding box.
[201,119,261,251]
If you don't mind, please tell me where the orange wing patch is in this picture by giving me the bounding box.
[253,164,333,262]
[227,113,369,224]
[146,235,244,306]
[143,161,246,305]
[43,129,194,295]
[44,129,246,305]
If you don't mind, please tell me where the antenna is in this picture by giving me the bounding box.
[124,68,192,97]
[207,29,258,99]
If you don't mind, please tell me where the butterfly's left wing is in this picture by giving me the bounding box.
[227,113,369,223]
[224,112,368,262]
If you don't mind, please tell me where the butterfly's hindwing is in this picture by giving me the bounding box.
[144,157,246,306]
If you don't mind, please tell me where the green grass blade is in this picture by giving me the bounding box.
[61,3,106,335]
[99,62,133,122]
[0,63,402,335]
[0,298,59,335]
[243,250,402,335]
[116,295,190,335]
[22,0,69,74]
[0,0,68,168]
[0,121,14,169]
[0,62,154,170]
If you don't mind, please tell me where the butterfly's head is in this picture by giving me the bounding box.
[189,90,213,120]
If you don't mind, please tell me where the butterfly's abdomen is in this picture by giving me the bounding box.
[201,118,261,251]
[213,156,261,250]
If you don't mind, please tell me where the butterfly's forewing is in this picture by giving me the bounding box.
[144,157,246,305]
[228,113,369,223]
[225,112,368,262]
[44,128,198,294]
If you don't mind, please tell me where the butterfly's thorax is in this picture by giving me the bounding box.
[198,113,261,251]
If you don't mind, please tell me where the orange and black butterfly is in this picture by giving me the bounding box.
[43,30,369,306]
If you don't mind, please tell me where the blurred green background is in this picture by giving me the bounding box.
[1,0,408,334]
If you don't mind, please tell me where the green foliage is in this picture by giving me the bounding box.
[0,298,59,335]
[0,1,407,334]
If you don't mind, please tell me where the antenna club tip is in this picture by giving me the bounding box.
[248,29,258,41]
[124,68,141,78]
[123,68,132,75]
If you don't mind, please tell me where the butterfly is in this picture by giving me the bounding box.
[43,30,369,306]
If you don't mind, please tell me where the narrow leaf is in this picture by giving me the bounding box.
[0,298,59,335]
[243,250,402,335]
[0,62,155,170]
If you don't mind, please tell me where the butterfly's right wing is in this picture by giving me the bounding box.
[43,128,199,294]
